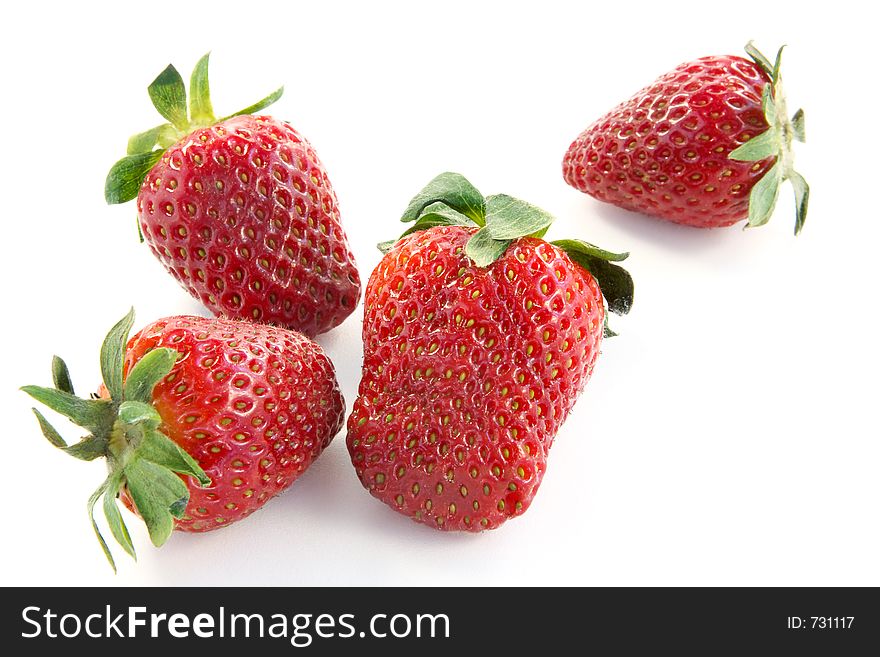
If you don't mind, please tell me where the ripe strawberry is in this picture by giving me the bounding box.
[347,173,633,531]
[563,43,808,232]
[23,309,344,570]
[105,55,360,336]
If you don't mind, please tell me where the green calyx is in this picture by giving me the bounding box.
[21,309,210,572]
[105,53,284,205]
[729,42,809,235]
[380,172,634,336]
[385,172,555,264]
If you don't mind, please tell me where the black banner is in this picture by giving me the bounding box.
[2,587,877,654]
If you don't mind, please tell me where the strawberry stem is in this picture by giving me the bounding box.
[732,42,809,234]
[21,309,210,571]
[105,54,284,206]
[382,173,635,334]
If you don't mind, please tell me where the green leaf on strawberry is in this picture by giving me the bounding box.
[728,129,777,162]
[381,202,476,254]
[30,398,108,460]
[51,355,74,395]
[31,408,67,449]
[104,150,164,204]
[20,386,114,435]
[484,194,554,240]
[126,125,166,156]
[464,194,555,267]
[21,310,212,571]
[117,399,161,427]
[465,226,512,267]
[746,162,782,228]
[788,170,810,236]
[106,53,284,205]
[407,202,474,233]
[124,458,190,547]
[218,86,284,122]
[383,172,633,333]
[400,172,486,224]
[65,436,112,462]
[88,478,119,571]
[549,239,633,316]
[377,240,398,254]
[148,64,189,131]
[791,109,806,143]
[123,347,178,402]
[744,42,776,77]
[102,472,136,561]
[100,308,136,400]
[188,52,214,126]
[760,84,777,127]
[731,42,809,235]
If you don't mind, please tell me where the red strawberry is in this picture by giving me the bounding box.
[563,43,808,233]
[23,309,344,570]
[105,55,360,336]
[347,173,633,530]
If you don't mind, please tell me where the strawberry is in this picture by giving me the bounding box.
[563,43,809,233]
[105,55,360,336]
[23,309,344,570]
[347,173,633,530]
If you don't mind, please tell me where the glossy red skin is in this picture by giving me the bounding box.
[563,56,775,228]
[346,226,604,531]
[137,115,360,336]
[120,316,344,532]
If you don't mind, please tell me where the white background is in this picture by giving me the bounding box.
[1,0,877,586]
